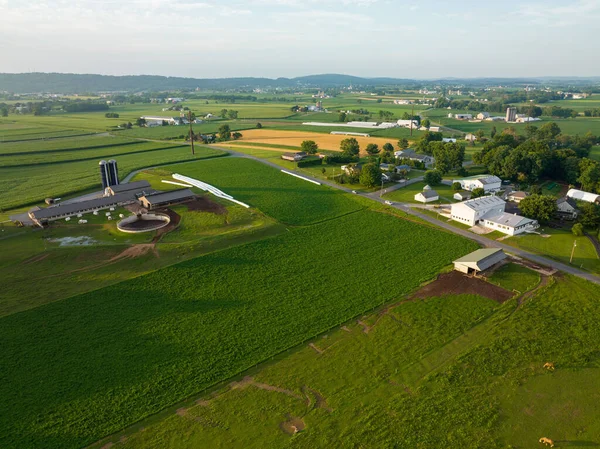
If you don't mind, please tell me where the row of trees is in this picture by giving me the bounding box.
[473,123,600,192]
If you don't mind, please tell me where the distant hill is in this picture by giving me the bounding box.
[0,72,599,94]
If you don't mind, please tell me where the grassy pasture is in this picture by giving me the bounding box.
[105,274,600,449]
[0,209,477,448]
[488,262,540,293]
[383,181,457,204]
[166,157,364,225]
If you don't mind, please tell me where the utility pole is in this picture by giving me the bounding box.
[188,110,195,155]
[410,103,414,137]
[570,240,577,264]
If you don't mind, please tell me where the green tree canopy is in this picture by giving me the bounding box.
[383,142,394,153]
[579,203,600,228]
[471,187,486,198]
[359,163,382,188]
[301,140,319,155]
[366,143,380,155]
[397,138,409,150]
[519,194,557,223]
[218,124,231,140]
[423,170,442,186]
[340,138,360,157]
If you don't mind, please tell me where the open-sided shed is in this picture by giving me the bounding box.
[453,248,507,274]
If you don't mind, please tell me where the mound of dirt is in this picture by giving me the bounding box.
[185,196,227,215]
[413,271,513,303]
[280,416,305,435]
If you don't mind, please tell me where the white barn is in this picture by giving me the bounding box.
[454,114,473,120]
[453,175,502,193]
[450,195,506,226]
[454,248,507,274]
[567,189,600,204]
[414,190,439,203]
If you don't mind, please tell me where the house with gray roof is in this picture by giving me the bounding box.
[482,213,539,236]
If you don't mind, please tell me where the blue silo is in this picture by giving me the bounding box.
[99,160,110,189]
[108,159,119,186]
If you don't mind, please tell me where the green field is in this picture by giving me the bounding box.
[95,274,600,449]
[165,157,364,225]
[488,262,541,293]
[505,228,600,274]
[0,142,226,210]
[0,209,476,448]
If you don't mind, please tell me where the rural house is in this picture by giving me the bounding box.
[453,175,502,193]
[507,191,528,203]
[482,213,539,236]
[556,197,578,219]
[453,191,471,201]
[414,189,439,203]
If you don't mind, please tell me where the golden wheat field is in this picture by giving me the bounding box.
[224,129,404,153]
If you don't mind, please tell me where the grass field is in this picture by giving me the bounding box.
[488,262,541,293]
[163,157,364,225]
[96,273,600,449]
[383,181,457,203]
[505,228,600,274]
[0,209,476,448]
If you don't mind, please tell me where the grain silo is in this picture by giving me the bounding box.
[108,159,119,186]
[99,160,110,189]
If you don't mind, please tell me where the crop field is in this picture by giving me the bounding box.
[0,134,133,156]
[165,157,364,225]
[0,144,226,210]
[0,126,95,141]
[0,209,477,448]
[228,129,403,153]
[94,272,600,449]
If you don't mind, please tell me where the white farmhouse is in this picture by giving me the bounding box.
[464,133,478,142]
[414,190,439,203]
[476,112,490,120]
[450,195,506,226]
[482,213,539,236]
[453,175,502,193]
[567,189,600,204]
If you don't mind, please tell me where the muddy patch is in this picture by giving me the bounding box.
[185,196,227,215]
[109,244,158,261]
[49,236,97,247]
[412,271,513,303]
[280,415,305,435]
[303,386,333,412]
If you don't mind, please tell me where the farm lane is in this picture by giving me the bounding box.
[121,144,600,285]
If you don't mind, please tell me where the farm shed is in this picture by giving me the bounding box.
[453,175,502,193]
[482,213,539,236]
[454,191,471,201]
[106,180,151,196]
[139,189,196,210]
[567,189,600,204]
[281,152,307,162]
[450,195,506,226]
[414,190,439,203]
[453,248,507,274]
[28,192,138,227]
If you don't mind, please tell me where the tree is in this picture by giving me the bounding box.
[519,194,558,223]
[340,138,360,157]
[397,138,409,150]
[256,122,262,129]
[220,108,228,118]
[490,126,497,138]
[135,117,146,127]
[537,122,561,140]
[218,124,231,140]
[578,159,600,192]
[530,185,542,195]
[232,132,243,140]
[0,107,7,117]
[423,170,442,186]
[227,110,238,119]
[383,142,394,153]
[421,118,431,128]
[572,223,584,236]
[301,140,319,155]
[339,112,347,122]
[471,187,486,198]
[475,129,485,141]
[359,163,382,188]
[432,142,465,174]
[366,143,380,155]
[452,182,462,191]
[579,203,600,228]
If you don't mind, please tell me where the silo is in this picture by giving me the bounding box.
[108,159,119,186]
[99,160,110,189]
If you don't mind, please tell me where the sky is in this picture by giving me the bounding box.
[0,0,599,79]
